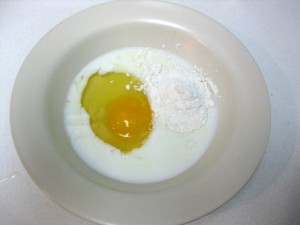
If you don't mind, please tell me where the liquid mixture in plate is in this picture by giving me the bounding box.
[64,47,218,184]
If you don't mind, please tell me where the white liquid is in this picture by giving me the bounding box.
[64,47,218,184]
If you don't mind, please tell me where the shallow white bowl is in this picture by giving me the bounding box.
[10,1,271,224]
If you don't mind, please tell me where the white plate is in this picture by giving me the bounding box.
[10,1,271,224]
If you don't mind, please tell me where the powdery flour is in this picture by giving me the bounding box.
[134,49,218,132]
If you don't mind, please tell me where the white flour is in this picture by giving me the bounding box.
[134,49,218,132]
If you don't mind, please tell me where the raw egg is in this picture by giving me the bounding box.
[81,72,152,153]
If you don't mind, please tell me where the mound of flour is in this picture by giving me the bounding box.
[134,49,218,133]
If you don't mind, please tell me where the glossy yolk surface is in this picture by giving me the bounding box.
[81,72,152,153]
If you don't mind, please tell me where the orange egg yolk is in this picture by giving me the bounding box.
[81,72,152,153]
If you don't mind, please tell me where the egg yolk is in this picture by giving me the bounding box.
[81,72,152,153]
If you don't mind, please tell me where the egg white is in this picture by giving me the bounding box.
[64,47,217,184]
